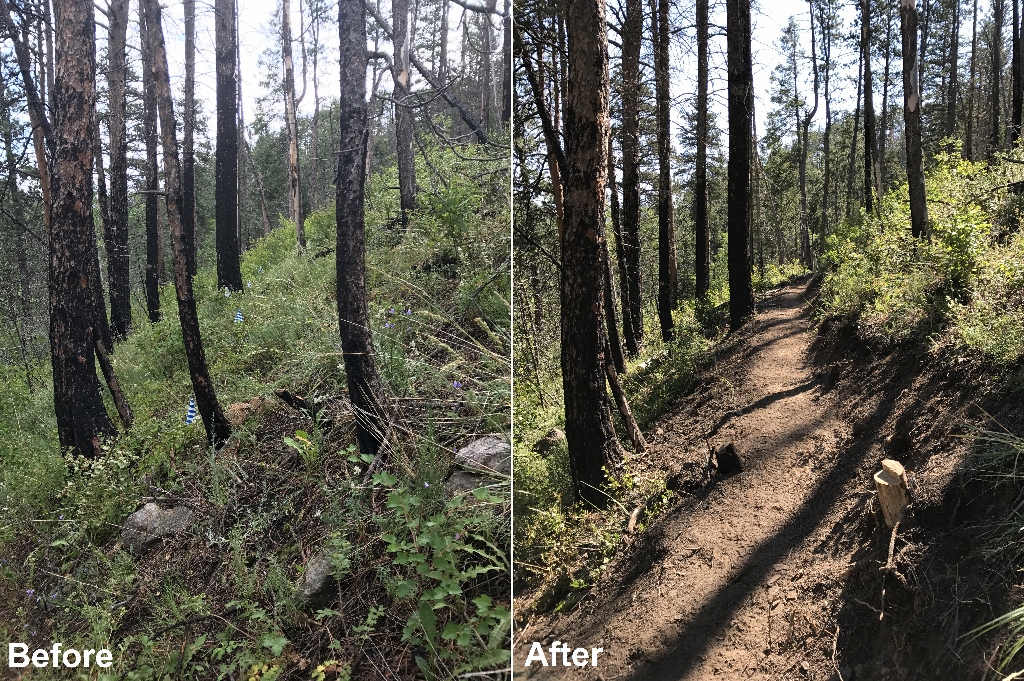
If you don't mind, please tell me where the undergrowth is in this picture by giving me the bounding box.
[0,142,511,679]
[817,144,1024,673]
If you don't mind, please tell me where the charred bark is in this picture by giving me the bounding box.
[562,0,625,506]
[653,0,676,340]
[50,0,117,457]
[140,0,161,322]
[337,0,388,458]
[216,0,242,289]
[143,0,232,447]
[619,0,643,354]
[901,0,929,238]
[695,0,711,299]
[106,0,131,337]
[727,0,754,328]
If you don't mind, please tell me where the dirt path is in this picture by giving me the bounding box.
[517,281,874,680]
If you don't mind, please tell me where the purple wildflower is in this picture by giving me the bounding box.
[453,381,463,389]
[25,589,33,595]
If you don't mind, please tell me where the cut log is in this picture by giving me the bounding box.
[874,458,910,528]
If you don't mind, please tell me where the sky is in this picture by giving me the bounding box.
[99,0,503,134]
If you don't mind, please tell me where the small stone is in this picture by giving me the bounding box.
[532,428,566,456]
[121,503,193,556]
[447,436,510,494]
[786,590,798,600]
[299,552,334,606]
[800,660,810,673]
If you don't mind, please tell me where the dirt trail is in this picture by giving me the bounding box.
[518,281,884,680]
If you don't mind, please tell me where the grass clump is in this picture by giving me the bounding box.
[819,148,1024,366]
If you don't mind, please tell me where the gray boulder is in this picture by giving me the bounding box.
[532,428,566,456]
[448,436,510,494]
[121,503,194,556]
[299,552,334,606]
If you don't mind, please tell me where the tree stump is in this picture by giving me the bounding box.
[874,459,910,528]
[716,442,744,476]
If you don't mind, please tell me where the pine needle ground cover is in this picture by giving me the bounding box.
[0,144,510,680]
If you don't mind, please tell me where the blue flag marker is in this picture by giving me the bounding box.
[233,309,244,324]
[185,397,197,425]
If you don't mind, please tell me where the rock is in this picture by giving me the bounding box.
[225,396,269,427]
[121,503,194,556]
[532,428,566,456]
[456,436,511,475]
[716,442,744,476]
[298,552,334,606]
[448,436,510,494]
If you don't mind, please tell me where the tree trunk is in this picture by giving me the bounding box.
[215,0,242,289]
[695,0,710,299]
[562,0,625,506]
[105,0,131,338]
[846,44,863,218]
[947,0,960,140]
[90,112,113,352]
[282,0,304,245]
[1014,0,1021,143]
[902,0,929,238]
[799,4,819,270]
[653,0,676,340]
[310,0,321,210]
[620,0,643,355]
[337,0,388,458]
[608,135,631,364]
[50,0,117,458]
[727,0,754,329]
[391,0,418,233]
[968,0,978,158]
[879,1,893,196]
[143,0,232,447]
[819,0,833,242]
[862,0,878,212]
[992,0,1005,157]
[140,0,160,322]
[501,0,511,125]
[183,0,197,274]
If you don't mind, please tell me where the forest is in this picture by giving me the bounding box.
[514,0,1024,677]
[0,0,511,676]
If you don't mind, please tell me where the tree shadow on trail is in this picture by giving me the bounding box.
[620,379,902,680]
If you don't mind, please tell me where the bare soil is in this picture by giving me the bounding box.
[515,279,1020,680]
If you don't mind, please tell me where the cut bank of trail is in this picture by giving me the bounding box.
[516,279,1010,680]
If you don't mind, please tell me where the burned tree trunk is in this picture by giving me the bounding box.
[143,0,232,447]
[139,0,161,322]
[653,0,676,340]
[392,0,418,233]
[183,0,197,274]
[694,0,711,299]
[216,0,242,289]
[862,0,878,211]
[619,0,643,355]
[727,0,754,328]
[562,0,625,506]
[50,0,117,457]
[106,0,131,337]
[337,0,388,458]
[901,0,928,238]
[282,0,305,246]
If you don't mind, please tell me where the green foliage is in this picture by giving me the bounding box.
[0,135,510,677]
[819,150,1024,364]
[374,471,510,677]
